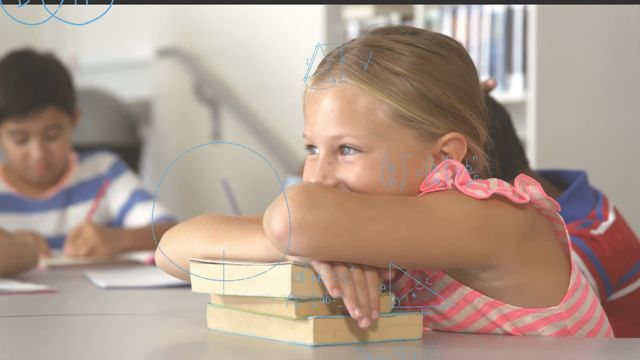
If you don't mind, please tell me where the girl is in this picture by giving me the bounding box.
[157,25,612,337]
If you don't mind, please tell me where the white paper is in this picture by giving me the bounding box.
[0,279,56,295]
[84,266,188,289]
[43,250,155,268]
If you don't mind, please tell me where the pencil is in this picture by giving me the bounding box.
[221,178,242,216]
[85,179,111,222]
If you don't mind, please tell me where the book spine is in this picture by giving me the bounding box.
[453,5,469,50]
[440,5,454,38]
[510,4,526,94]
[479,5,492,82]
[489,5,508,92]
[423,6,442,32]
[467,5,482,72]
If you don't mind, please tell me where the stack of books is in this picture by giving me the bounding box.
[189,258,424,346]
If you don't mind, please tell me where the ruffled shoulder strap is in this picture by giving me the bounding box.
[419,159,561,213]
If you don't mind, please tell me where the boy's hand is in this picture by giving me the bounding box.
[481,78,497,94]
[64,222,122,258]
[14,230,51,258]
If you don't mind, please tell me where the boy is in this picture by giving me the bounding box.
[0,48,177,260]
[486,94,640,338]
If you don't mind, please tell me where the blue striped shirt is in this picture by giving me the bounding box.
[0,151,176,248]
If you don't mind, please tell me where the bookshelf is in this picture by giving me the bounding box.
[325,4,537,166]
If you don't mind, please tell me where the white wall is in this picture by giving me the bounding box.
[146,5,324,220]
[535,5,640,234]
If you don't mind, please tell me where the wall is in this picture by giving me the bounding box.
[535,5,640,234]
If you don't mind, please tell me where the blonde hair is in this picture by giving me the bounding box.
[303,25,492,177]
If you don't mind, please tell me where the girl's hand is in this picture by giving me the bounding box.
[288,255,382,329]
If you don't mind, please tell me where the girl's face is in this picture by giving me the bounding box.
[303,84,439,196]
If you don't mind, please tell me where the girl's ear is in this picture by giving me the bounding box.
[435,132,468,162]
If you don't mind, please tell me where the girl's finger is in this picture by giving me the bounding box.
[311,261,340,298]
[334,263,359,319]
[348,265,372,327]
[379,266,398,281]
[364,266,381,320]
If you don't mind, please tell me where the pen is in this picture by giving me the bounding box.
[85,178,110,222]
[221,178,242,216]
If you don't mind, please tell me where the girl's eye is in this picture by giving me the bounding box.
[340,145,360,156]
[304,145,319,155]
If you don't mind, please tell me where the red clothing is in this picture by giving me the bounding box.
[539,170,640,338]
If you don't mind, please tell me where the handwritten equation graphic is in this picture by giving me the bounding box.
[0,0,114,26]
[151,141,292,283]
[303,41,374,90]
[381,152,480,192]
[291,262,452,316]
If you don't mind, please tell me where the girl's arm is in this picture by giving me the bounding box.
[155,214,286,282]
[263,182,541,272]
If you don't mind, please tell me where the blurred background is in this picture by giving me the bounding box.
[0,4,638,234]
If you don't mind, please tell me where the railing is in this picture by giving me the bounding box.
[157,47,300,175]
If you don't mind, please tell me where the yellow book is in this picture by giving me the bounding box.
[190,258,330,298]
[209,292,395,319]
[206,303,424,346]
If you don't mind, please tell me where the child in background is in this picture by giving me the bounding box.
[485,94,640,337]
[157,26,612,337]
[0,48,177,259]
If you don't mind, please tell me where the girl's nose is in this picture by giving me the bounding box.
[308,158,339,188]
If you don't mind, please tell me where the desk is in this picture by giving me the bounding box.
[1,265,639,360]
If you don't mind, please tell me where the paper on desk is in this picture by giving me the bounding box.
[84,266,188,289]
[43,250,155,268]
[0,279,57,295]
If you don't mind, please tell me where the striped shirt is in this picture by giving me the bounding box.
[539,169,640,338]
[390,159,613,337]
[0,150,176,249]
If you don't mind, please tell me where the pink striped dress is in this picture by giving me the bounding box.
[390,159,614,337]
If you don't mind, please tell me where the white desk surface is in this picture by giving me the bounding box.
[1,264,639,360]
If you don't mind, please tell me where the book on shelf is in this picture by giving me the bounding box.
[206,302,424,347]
[467,5,482,70]
[420,5,527,97]
[422,6,442,32]
[453,5,469,52]
[509,4,526,93]
[209,291,395,319]
[440,5,454,38]
[489,5,508,92]
[479,5,493,82]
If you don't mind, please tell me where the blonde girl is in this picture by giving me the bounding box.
[157,25,612,337]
